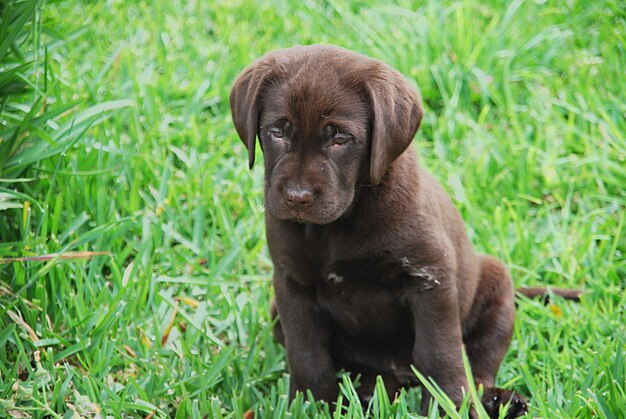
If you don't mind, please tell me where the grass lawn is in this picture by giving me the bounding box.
[1,0,624,417]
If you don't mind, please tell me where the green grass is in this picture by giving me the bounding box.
[0,0,624,417]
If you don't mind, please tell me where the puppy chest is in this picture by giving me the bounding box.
[315,267,412,339]
[277,246,441,337]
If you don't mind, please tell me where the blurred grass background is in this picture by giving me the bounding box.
[0,0,624,417]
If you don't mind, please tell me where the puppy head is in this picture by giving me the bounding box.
[230,45,423,224]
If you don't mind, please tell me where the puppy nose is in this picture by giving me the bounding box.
[284,184,314,209]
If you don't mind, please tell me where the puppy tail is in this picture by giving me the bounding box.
[516,287,583,303]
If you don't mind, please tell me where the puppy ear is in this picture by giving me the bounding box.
[367,66,424,184]
[229,61,274,169]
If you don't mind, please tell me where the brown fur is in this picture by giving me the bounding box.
[229,44,566,417]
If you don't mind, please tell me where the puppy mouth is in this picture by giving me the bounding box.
[290,216,309,224]
[267,183,349,225]
[273,207,341,225]
[285,212,337,225]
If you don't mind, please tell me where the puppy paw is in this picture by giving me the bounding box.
[481,387,528,418]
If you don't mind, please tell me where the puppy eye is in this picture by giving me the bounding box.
[324,125,352,146]
[269,127,284,139]
[332,133,352,146]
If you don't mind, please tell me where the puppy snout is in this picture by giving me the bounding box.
[283,183,315,210]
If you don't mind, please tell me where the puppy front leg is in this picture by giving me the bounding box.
[407,287,469,413]
[273,274,337,402]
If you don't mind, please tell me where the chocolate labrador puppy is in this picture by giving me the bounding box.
[230,45,530,417]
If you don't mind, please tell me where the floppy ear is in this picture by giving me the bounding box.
[229,61,274,169]
[367,66,424,184]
